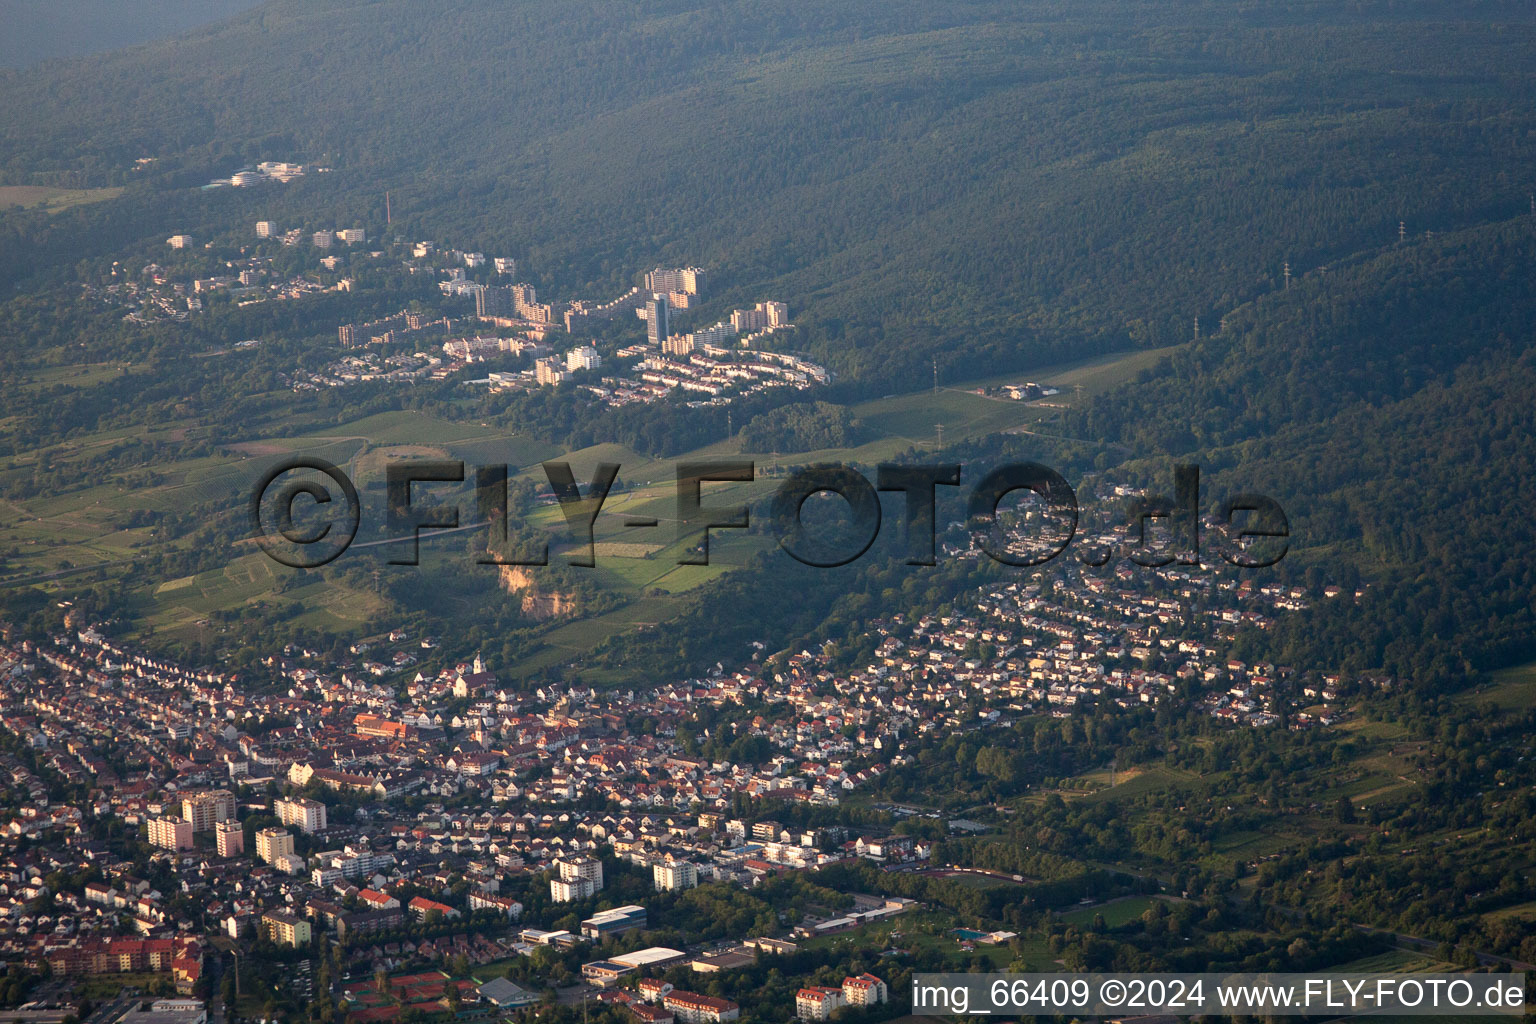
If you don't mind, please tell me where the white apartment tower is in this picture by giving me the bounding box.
[255,827,296,865]
[180,789,236,832]
[551,856,604,902]
[644,267,705,295]
[566,346,602,372]
[275,796,328,834]
[148,817,193,852]
[215,821,244,857]
[653,860,699,892]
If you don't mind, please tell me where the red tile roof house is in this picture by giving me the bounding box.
[407,896,459,920]
[663,991,739,1024]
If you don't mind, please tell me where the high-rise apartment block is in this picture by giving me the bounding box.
[644,267,706,295]
[215,821,244,858]
[645,294,670,347]
[729,301,790,334]
[762,300,789,326]
[180,789,235,832]
[731,308,760,332]
[566,346,602,372]
[534,356,566,386]
[476,284,510,318]
[148,817,194,852]
[661,335,695,357]
[653,860,699,892]
[256,827,296,865]
[551,856,604,902]
[275,796,328,834]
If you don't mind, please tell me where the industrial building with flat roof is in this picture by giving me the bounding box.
[580,904,647,939]
[581,960,634,984]
[611,946,688,971]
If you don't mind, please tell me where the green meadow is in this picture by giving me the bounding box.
[0,345,1176,668]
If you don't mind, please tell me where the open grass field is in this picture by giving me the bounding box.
[1059,763,1149,794]
[1472,660,1536,712]
[140,552,388,643]
[1077,764,1202,803]
[72,969,169,1001]
[13,360,131,391]
[0,184,123,212]
[1327,949,1458,973]
[728,345,1185,466]
[799,909,1041,970]
[922,868,1028,890]
[1059,895,1163,928]
[1480,900,1536,926]
[1206,828,1297,862]
[0,343,1175,674]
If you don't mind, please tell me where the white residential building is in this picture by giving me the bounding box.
[842,974,887,1007]
[551,856,604,902]
[653,860,699,892]
[566,346,602,372]
[275,796,328,833]
[796,988,844,1021]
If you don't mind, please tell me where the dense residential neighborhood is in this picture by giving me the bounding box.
[0,526,1358,1022]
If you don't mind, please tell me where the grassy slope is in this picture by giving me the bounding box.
[0,185,124,211]
[0,345,1163,656]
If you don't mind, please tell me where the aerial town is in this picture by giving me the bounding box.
[4,4,1533,1023]
[2,190,1358,1024]
[80,221,830,418]
[319,253,827,407]
[0,499,1354,1024]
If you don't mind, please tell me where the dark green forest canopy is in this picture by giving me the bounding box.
[2,0,1535,390]
[1070,219,1536,678]
[0,0,264,69]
